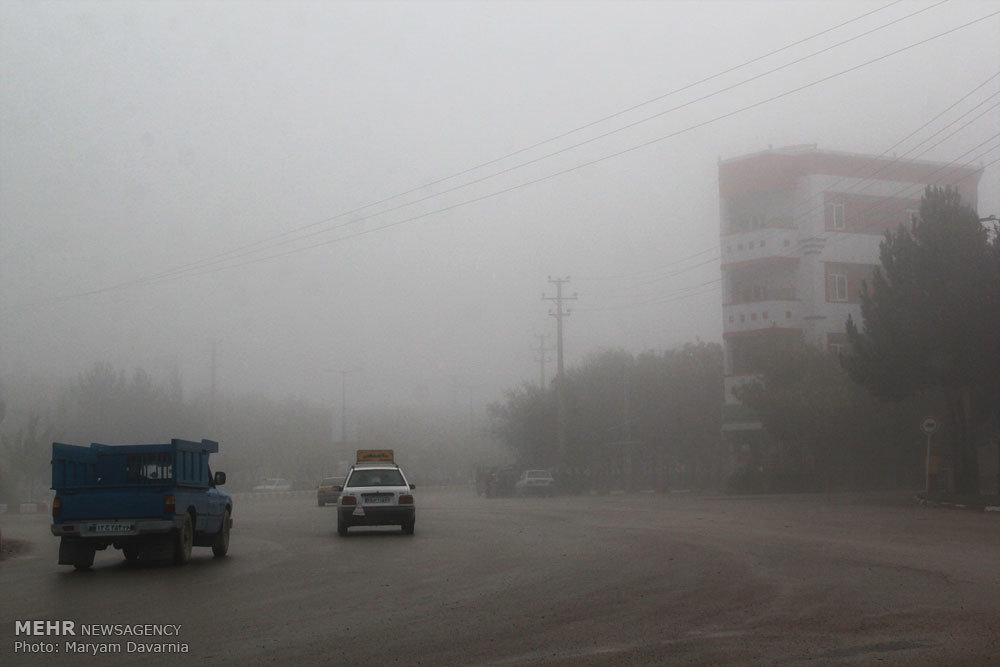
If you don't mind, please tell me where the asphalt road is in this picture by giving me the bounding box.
[1,488,998,666]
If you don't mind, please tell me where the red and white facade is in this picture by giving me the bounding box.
[718,145,982,456]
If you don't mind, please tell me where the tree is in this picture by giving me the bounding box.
[488,342,725,490]
[1,413,51,502]
[487,383,556,466]
[735,338,936,490]
[843,186,997,496]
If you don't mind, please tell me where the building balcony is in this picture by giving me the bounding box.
[720,229,799,268]
[723,299,803,336]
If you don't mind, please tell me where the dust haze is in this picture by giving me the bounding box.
[2,1,998,481]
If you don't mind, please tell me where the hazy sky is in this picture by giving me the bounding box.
[2,0,998,417]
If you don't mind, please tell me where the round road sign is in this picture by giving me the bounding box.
[921,417,938,434]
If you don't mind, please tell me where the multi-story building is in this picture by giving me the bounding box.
[717,145,982,470]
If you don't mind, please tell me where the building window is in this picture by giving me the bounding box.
[759,239,766,248]
[762,311,768,320]
[750,313,757,321]
[827,202,845,230]
[740,314,745,322]
[829,343,845,355]
[785,311,792,319]
[751,285,765,300]
[831,273,848,301]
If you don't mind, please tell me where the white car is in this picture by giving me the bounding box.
[514,469,556,496]
[253,478,292,492]
[337,463,415,535]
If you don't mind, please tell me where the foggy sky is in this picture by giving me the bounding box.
[2,0,998,419]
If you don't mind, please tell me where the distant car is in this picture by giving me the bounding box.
[254,478,292,492]
[514,469,556,496]
[337,456,415,536]
[317,476,345,506]
[484,466,520,497]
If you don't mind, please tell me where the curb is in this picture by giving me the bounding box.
[0,502,50,515]
[915,495,1000,513]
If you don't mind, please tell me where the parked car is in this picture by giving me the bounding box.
[317,476,345,506]
[254,478,292,492]
[514,469,556,496]
[484,466,520,497]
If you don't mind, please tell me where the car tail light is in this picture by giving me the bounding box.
[399,494,413,504]
[341,495,357,506]
[165,494,176,514]
[62,525,74,532]
[52,498,61,518]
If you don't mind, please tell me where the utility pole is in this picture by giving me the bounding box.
[543,276,577,458]
[209,340,217,434]
[534,334,553,388]
[326,367,359,445]
[340,370,348,445]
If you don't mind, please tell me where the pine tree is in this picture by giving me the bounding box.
[844,186,996,496]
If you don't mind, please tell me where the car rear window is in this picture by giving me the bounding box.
[346,469,405,487]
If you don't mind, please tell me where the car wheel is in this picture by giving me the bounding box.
[173,512,194,565]
[337,516,349,537]
[401,521,415,535]
[73,549,95,571]
[212,509,231,557]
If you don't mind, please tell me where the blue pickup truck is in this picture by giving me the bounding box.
[50,438,232,570]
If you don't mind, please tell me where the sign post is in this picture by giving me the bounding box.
[921,417,938,493]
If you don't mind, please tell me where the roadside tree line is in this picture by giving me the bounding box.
[489,187,999,497]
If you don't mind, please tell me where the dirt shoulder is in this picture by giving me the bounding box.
[0,535,33,560]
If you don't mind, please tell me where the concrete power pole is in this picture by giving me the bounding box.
[209,340,218,434]
[534,334,553,389]
[543,276,577,458]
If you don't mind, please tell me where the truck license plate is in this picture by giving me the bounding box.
[89,523,135,534]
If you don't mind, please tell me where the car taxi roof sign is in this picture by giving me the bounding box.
[356,449,394,463]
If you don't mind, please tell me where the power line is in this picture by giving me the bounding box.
[79,0,911,290]
[128,11,1000,277]
[147,0,949,279]
[21,8,1000,307]
[590,68,1000,291]
[117,0,946,294]
[719,74,999,257]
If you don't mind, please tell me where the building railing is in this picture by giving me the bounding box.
[723,300,803,334]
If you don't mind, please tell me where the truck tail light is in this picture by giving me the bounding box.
[52,498,61,518]
[399,494,414,504]
[165,494,176,514]
[341,495,357,506]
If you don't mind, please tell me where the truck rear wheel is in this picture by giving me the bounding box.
[73,549,95,570]
[212,509,231,557]
[173,512,193,564]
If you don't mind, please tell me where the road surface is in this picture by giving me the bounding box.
[1,488,998,665]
